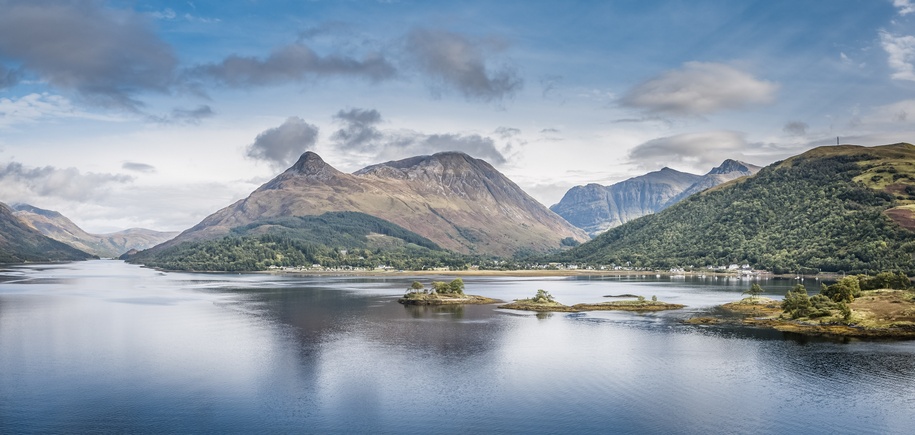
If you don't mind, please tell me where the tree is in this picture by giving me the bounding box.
[409,281,424,292]
[821,276,861,303]
[743,283,764,299]
[431,281,449,294]
[449,278,465,295]
[533,289,555,303]
[782,284,811,319]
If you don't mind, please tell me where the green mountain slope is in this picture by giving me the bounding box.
[0,202,95,263]
[125,211,471,271]
[564,143,915,274]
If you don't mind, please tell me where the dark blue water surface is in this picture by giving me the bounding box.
[2,260,914,434]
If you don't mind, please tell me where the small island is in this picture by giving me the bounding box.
[499,290,684,313]
[573,295,685,312]
[687,274,915,339]
[498,289,580,312]
[398,279,501,305]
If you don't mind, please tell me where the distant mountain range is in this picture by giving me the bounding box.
[138,151,587,264]
[564,143,915,274]
[11,204,178,258]
[0,202,95,263]
[550,159,760,236]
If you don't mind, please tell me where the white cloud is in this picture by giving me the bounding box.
[880,31,915,81]
[621,62,778,116]
[0,93,116,128]
[0,161,132,203]
[894,0,915,15]
[627,130,751,171]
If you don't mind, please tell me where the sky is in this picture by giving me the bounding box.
[1,0,915,233]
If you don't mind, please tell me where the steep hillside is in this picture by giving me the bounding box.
[0,202,95,263]
[12,204,178,258]
[148,151,587,257]
[552,160,761,237]
[564,143,915,274]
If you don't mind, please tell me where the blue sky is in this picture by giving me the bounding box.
[1,0,914,233]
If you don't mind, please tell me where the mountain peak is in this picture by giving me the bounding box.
[285,151,342,181]
[709,159,758,175]
[291,151,326,171]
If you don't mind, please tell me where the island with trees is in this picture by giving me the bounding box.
[687,272,915,339]
[499,289,684,313]
[398,278,501,305]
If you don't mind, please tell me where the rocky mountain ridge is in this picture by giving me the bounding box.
[154,151,587,257]
[551,159,760,236]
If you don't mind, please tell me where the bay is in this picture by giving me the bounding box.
[1,260,914,434]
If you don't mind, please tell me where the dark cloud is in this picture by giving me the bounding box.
[628,131,750,170]
[331,108,383,152]
[0,161,132,202]
[247,117,320,169]
[0,64,19,89]
[621,62,778,116]
[188,43,396,87]
[122,162,157,173]
[783,121,809,136]
[0,0,177,110]
[406,134,507,165]
[405,28,522,102]
[328,107,508,164]
[372,132,507,165]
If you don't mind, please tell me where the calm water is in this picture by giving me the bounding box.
[2,261,914,434]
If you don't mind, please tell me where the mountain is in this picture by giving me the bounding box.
[663,159,761,208]
[549,167,701,236]
[12,204,178,258]
[0,202,95,263]
[145,151,587,258]
[551,160,760,237]
[564,143,915,274]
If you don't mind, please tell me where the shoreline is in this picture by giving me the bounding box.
[686,292,915,340]
[258,268,819,279]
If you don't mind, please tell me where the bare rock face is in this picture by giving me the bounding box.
[161,151,588,257]
[663,160,761,207]
[551,160,761,237]
[11,204,179,258]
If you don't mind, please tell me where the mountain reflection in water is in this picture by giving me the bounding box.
[1,260,914,434]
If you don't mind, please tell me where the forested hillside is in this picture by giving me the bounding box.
[125,211,474,271]
[565,144,915,274]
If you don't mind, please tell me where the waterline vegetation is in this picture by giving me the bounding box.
[687,272,915,339]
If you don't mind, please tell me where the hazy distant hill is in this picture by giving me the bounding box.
[564,143,915,274]
[145,151,586,258]
[0,202,94,263]
[551,160,760,237]
[12,204,178,258]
